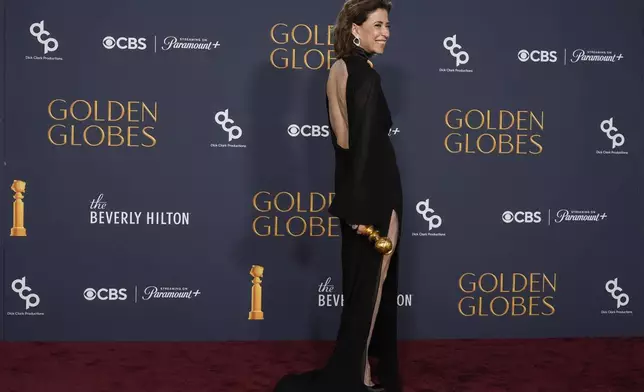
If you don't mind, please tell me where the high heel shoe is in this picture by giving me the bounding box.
[365,384,384,392]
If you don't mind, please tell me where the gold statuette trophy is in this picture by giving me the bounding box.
[248,265,264,320]
[362,225,393,255]
[10,180,27,237]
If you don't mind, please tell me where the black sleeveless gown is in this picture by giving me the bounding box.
[273,49,404,392]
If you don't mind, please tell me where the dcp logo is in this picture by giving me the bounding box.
[84,288,128,301]
[103,36,147,50]
[502,211,542,224]
[605,278,629,308]
[30,20,58,54]
[416,199,442,231]
[12,277,41,309]
[215,109,243,142]
[287,124,330,137]
[518,49,557,63]
[443,35,469,66]
[600,118,625,149]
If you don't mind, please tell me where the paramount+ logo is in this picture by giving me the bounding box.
[287,124,329,137]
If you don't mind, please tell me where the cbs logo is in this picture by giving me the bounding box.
[84,288,127,301]
[502,211,542,224]
[103,36,147,50]
[518,49,557,63]
[287,124,330,137]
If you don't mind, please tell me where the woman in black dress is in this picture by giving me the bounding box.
[273,1,403,391]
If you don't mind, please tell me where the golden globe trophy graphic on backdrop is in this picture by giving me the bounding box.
[249,265,264,320]
[10,180,27,237]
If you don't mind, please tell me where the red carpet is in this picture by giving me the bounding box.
[1,338,643,392]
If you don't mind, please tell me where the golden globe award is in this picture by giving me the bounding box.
[249,265,264,320]
[362,225,393,255]
[10,180,27,237]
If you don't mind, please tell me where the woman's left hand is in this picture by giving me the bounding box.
[356,225,368,234]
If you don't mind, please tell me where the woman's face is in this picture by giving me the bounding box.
[353,9,390,54]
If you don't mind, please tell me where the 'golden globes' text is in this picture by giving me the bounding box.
[444,109,544,155]
[458,272,556,316]
[270,23,336,70]
[252,191,339,237]
[47,99,158,147]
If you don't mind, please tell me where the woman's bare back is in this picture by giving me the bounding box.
[326,59,350,149]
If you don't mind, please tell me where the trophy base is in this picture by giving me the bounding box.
[249,311,264,320]
[10,227,26,237]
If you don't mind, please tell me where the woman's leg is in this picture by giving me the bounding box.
[364,210,399,386]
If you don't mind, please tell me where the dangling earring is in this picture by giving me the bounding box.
[353,36,361,47]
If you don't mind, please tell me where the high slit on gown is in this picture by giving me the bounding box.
[273,47,404,392]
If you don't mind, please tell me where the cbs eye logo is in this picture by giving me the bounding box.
[518,49,557,63]
[502,211,542,224]
[102,36,147,50]
[287,124,330,137]
[84,288,128,301]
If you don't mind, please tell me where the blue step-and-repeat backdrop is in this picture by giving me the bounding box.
[2,0,644,341]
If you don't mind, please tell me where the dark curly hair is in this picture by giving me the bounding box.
[332,0,392,58]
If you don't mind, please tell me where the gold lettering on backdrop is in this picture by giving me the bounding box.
[457,273,557,317]
[252,191,339,237]
[443,109,544,155]
[270,23,336,70]
[47,99,158,147]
